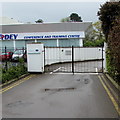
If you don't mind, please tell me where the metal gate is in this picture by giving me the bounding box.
[44,46,104,73]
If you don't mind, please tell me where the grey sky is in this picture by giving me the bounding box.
[2,2,105,23]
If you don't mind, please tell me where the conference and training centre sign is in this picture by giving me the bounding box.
[0,31,85,40]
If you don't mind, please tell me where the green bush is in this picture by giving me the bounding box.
[0,66,2,84]
[107,17,120,85]
[1,59,27,84]
[84,39,104,47]
[106,50,120,85]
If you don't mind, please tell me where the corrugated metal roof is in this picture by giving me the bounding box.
[1,22,92,33]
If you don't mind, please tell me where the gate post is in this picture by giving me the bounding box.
[72,46,74,75]
[102,46,104,73]
[5,46,8,70]
[44,46,45,73]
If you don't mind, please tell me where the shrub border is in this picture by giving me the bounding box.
[0,73,30,88]
[105,73,120,91]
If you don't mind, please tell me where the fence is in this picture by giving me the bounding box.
[1,46,105,73]
[44,47,103,65]
[1,47,26,53]
[0,46,26,70]
[44,46,104,73]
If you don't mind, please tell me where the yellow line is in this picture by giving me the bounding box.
[0,75,35,94]
[106,74,120,91]
[101,75,118,101]
[0,76,30,92]
[98,75,120,115]
[2,76,31,92]
[1,75,34,93]
[0,84,3,87]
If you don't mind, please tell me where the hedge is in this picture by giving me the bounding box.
[0,58,27,84]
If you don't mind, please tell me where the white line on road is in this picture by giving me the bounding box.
[95,68,98,74]
[52,73,99,75]
[49,67,99,75]
[50,67,65,74]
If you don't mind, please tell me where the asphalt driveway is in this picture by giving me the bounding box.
[2,73,119,118]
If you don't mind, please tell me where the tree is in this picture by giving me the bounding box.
[98,2,120,41]
[98,2,120,84]
[35,19,43,23]
[60,17,70,22]
[107,17,120,83]
[60,13,83,22]
[84,21,105,47]
[70,13,83,22]
[92,21,105,41]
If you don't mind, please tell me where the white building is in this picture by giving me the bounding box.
[0,22,93,50]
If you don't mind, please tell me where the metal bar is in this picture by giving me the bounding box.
[44,46,45,73]
[5,46,7,70]
[22,47,24,59]
[102,47,104,73]
[72,46,74,75]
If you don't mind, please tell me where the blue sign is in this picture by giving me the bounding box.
[0,34,18,40]
[24,34,80,39]
[0,33,82,40]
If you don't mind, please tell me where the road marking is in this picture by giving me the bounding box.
[106,74,120,91]
[49,67,99,75]
[0,74,35,94]
[95,68,98,74]
[0,75,34,93]
[50,67,65,74]
[0,74,30,88]
[51,73,99,75]
[98,75,120,115]
[101,75,118,101]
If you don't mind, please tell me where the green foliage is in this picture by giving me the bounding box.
[98,2,120,41]
[35,19,44,23]
[60,13,83,22]
[84,21,105,47]
[70,13,83,22]
[106,50,120,85]
[92,21,105,40]
[60,17,70,22]
[1,59,27,84]
[107,17,120,84]
[86,21,105,42]
[98,2,120,85]
[84,39,104,47]
[0,65,2,84]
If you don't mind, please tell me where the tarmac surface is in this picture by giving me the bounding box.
[2,73,119,118]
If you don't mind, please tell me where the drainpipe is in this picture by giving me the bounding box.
[57,39,59,47]
[35,39,37,43]
[13,40,16,51]
[79,39,83,47]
